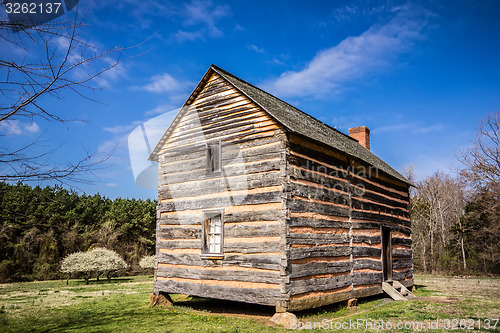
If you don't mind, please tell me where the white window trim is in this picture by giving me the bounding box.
[201,209,224,259]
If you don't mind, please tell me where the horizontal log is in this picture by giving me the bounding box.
[289,246,351,261]
[169,107,275,143]
[166,122,281,149]
[158,191,282,212]
[392,249,413,258]
[156,265,280,284]
[226,221,281,238]
[288,139,408,195]
[288,288,353,311]
[288,165,349,194]
[158,209,281,225]
[351,221,411,236]
[351,235,380,244]
[160,129,277,156]
[288,233,350,245]
[157,238,281,253]
[154,278,281,306]
[392,268,414,281]
[352,198,408,217]
[288,217,351,229]
[353,285,383,299]
[392,237,412,247]
[288,180,349,206]
[159,227,200,239]
[288,197,350,218]
[352,247,381,257]
[288,142,351,172]
[289,261,352,279]
[157,252,281,270]
[290,273,352,295]
[351,211,411,228]
[352,272,383,285]
[353,259,382,271]
[161,185,281,206]
[392,258,413,270]
[160,148,282,175]
[159,159,282,184]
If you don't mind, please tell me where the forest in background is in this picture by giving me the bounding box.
[410,113,500,274]
[1,113,499,283]
[0,183,156,283]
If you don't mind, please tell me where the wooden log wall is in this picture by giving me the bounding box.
[285,134,412,311]
[154,72,287,306]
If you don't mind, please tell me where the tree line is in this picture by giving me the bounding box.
[410,112,500,275]
[0,183,156,283]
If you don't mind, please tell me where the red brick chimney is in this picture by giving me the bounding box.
[349,126,370,150]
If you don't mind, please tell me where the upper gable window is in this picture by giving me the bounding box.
[206,141,221,174]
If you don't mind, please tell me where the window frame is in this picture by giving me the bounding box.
[206,141,222,175]
[201,209,224,259]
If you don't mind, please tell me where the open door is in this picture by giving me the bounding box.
[381,227,392,281]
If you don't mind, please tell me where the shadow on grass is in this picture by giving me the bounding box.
[67,278,135,286]
[173,293,391,320]
[175,297,275,318]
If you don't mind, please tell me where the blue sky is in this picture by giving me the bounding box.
[1,0,499,199]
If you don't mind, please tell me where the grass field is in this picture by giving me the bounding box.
[0,275,498,332]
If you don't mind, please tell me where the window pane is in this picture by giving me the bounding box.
[205,213,222,254]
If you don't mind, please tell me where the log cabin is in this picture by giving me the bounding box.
[148,64,413,312]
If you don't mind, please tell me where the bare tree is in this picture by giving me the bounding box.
[0,6,136,184]
[460,112,500,188]
[410,172,465,273]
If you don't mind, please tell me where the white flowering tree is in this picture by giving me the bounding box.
[87,248,128,283]
[60,248,128,284]
[60,251,96,285]
[139,254,155,270]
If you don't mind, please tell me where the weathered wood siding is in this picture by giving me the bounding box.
[154,72,287,306]
[349,156,413,292]
[284,134,412,311]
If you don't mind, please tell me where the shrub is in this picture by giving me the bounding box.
[60,248,128,284]
[60,252,96,284]
[139,255,155,269]
[87,248,128,282]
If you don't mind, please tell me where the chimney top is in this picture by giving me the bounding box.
[348,126,371,151]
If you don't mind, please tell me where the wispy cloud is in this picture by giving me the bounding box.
[0,121,40,135]
[103,121,143,134]
[139,73,192,94]
[374,123,443,134]
[173,0,231,42]
[263,4,431,99]
[247,44,265,54]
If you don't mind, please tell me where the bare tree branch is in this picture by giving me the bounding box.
[0,5,150,184]
[460,112,500,188]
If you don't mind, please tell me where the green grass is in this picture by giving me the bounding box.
[0,275,499,332]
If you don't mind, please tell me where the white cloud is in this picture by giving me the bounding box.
[172,0,231,42]
[103,121,142,134]
[374,123,443,135]
[0,120,40,135]
[248,44,265,54]
[140,73,190,94]
[25,122,40,133]
[263,4,430,99]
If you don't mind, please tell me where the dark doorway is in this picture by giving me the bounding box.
[381,227,392,281]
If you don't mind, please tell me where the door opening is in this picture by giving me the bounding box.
[381,227,392,281]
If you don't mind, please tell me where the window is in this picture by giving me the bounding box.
[202,210,224,258]
[206,141,221,174]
